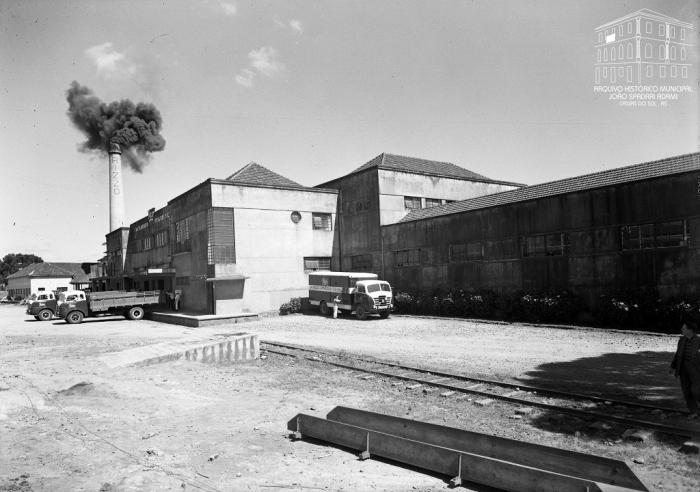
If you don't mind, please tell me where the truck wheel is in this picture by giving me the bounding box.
[355,305,368,320]
[319,301,330,316]
[127,306,145,320]
[66,311,84,324]
[379,311,390,319]
[38,309,53,321]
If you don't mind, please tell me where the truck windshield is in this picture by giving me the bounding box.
[366,283,380,293]
[380,282,391,292]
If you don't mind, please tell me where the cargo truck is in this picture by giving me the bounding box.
[57,290,162,324]
[308,271,393,320]
[26,291,59,321]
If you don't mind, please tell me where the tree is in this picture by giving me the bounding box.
[0,253,44,286]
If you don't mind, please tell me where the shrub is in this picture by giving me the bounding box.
[279,297,302,315]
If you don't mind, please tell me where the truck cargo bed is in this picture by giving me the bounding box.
[88,290,161,312]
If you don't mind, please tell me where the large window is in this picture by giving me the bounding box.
[155,230,168,248]
[175,217,191,253]
[425,198,442,208]
[207,208,235,264]
[312,213,332,231]
[522,233,569,257]
[449,242,483,262]
[395,248,420,267]
[143,236,153,251]
[304,256,331,271]
[654,220,690,248]
[621,224,654,250]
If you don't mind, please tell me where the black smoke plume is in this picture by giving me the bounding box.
[66,81,165,172]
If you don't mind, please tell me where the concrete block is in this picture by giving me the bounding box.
[474,398,495,407]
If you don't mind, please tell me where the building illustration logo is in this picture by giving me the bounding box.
[593,9,694,106]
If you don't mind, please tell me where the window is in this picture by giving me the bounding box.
[425,198,441,208]
[670,26,675,38]
[682,66,688,78]
[598,32,603,43]
[207,208,235,264]
[143,236,153,251]
[646,65,653,77]
[670,46,676,60]
[395,248,420,267]
[404,196,422,210]
[618,67,624,78]
[627,22,632,34]
[618,45,623,59]
[659,45,665,59]
[597,49,601,62]
[522,233,569,257]
[621,224,654,250]
[618,25,623,36]
[660,65,666,78]
[449,242,483,262]
[644,43,651,58]
[155,230,168,248]
[304,256,331,271]
[671,66,677,78]
[681,28,685,40]
[627,43,633,59]
[350,254,372,271]
[611,48,616,61]
[655,220,689,248]
[681,47,686,60]
[646,21,651,34]
[175,217,191,253]
[659,24,664,36]
[312,213,332,231]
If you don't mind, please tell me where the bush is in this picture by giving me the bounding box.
[279,297,302,315]
[392,287,699,333]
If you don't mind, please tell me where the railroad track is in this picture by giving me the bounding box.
[261,341,700,438]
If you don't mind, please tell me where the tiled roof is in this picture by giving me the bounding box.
[400,152,700,223]
[6,262,75,280]
[226,162,303,188]
[325,153,523,186]
[53,263,93,283]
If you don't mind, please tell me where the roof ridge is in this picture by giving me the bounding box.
[226,161,258,181]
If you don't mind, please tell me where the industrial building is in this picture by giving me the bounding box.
[94,150,699,315]
[381,152,699,306]
[7,262,94,299]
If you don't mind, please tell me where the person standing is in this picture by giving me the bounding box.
[670,321,700,418]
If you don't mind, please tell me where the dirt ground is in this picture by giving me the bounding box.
[1,305,698,491]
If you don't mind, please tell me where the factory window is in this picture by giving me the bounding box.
[312,213,332,231]
[655,220,690,248]
[207,208,235,264]
[303,257,331,271]
[621,224,654,250]
[175,217,191,253]
[449,242,483,262]
[425,198,442,208]
[522,233,569,257]
[155,230,168,248]
[395,248,420,267]
[351,254,373,271]
[681,47,686,60]
[404,196,422,210]
[143,236,153,251]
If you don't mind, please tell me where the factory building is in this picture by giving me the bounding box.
[95,162,338,314]
[381,152,700,308]
[316,153,523,276]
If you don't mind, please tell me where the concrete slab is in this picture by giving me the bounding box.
[149,311,259,328]
[99,333,260,368]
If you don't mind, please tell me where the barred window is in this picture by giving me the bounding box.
[425,198,441,208]
[449,242,483,262]
[312,213,332,231]
[395,248,420,267]
[404,196,422,210]
[143,236,153,251]
[304,256,331,271]
[621,224,654,250]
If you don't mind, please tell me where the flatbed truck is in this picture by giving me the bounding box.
[57,290,162,324]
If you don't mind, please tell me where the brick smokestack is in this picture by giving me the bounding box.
[108,143,126,232]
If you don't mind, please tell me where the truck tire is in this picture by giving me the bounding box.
[66,311,84,324]
[379,311,390,319]
[319,301,330,316]
[355,305,368,320]
[127,306,145,320]
[38,309,53,321]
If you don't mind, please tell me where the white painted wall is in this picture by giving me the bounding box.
[7,276,73,297]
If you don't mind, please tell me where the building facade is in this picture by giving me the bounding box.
[316,153,522,276]
[7,262,93,299]
[595,8,693,84]
[95,163,338,314]
[381,153,700,308]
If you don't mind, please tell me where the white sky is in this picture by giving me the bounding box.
[0,0,698,261]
